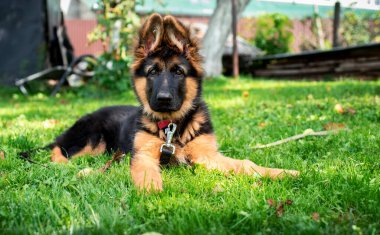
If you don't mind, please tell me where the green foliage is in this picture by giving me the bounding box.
[363,11,380,43]
[93,53,133,91]
[88,0,141,91]
[341,11,369,46]
[341,11,380,47]
[1,78,380,234]
[254,13,294,55]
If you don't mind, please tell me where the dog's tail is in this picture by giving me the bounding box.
[18,143,55,164]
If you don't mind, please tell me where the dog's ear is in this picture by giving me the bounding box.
[163,15,191,51]
[138,13,163,53]
[162,15,203,76]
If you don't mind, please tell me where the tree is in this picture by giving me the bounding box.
[201,0,250,77]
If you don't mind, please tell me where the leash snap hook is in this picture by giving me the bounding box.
[160,123,177,155]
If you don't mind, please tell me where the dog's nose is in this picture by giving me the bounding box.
[157,91,173,102]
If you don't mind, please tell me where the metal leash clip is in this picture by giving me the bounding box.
[160,123,177,155]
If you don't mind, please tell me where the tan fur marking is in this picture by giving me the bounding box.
[51,146,68,163]
[173,145,187,164]
[131,131,165,192]
[159,130,165,139]
[166,56,189,74]
[163,15,188,38]
[163,15,188,51]
[134,78,153,117]
[180,111,206,144]
[141,116,158,133]
[72,141,106,158]
[167,30,184,52]
[185,134,299,179]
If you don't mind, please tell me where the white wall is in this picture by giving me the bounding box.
[260,0,380,10]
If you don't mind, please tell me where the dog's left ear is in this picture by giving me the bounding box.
[163,15,191,51]
[162,15,203,76]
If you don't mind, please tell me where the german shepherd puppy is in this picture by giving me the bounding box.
[48,14,299,192]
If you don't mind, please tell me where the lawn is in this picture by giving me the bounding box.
[0,78,379,234]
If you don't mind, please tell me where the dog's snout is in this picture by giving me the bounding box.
[157,91,173,102]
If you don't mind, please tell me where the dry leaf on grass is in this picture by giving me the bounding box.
[213,183,224,193]
[323,122,347,131]
[60,99,68,104]
[276,202,285,217]
[42,119,60,129]
[0,151,4,160]
[334,104,344,114]
[285,199,293,205]
[251,180,263,189]
[334,104,356,115]
[242,91,249,98]
[311,212,320,221]
[267,199,276,207]
[267,199,293,217]
[77,168,94,178]
[141,232,163,235]
[258,122,267,127]
[346,107,356,115]
[303,128,315,134]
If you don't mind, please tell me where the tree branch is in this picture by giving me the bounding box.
[252,129,347,149]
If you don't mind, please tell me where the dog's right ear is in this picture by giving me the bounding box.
[137,13,163,53]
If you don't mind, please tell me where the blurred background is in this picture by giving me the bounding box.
[0,0,379,94]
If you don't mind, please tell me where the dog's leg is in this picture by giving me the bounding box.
[51,146,69,163]
[185,134,299,179]
[130,131,164,192]
[51,140,106,163]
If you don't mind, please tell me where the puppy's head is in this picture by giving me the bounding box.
[131,14,203,120]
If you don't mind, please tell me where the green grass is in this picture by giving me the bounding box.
[1,78,379,234]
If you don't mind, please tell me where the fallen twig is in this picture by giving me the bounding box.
[77,151,126,178]
[252,129,347,149]
[98,150,125,173]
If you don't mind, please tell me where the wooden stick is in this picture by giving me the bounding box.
[98,150,125,173]
[252,129,347,149]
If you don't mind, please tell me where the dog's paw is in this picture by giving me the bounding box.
[240,160,300,179]
[283,169,300,177]
[132,172,163,193]
[239,160,261,176]
[259,167,300,179]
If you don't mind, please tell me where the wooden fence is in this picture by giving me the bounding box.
[250,43,380,78]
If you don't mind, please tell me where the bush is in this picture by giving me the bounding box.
[341,11,380,47]
[87,0,141,91]
[254,13,293,55]
[341,11,370,46]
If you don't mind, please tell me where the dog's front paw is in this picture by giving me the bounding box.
[132,171,163,193]
[240,160,261,176]
[257,166,300,179]
[240,160,300,179]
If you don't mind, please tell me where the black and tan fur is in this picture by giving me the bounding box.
[46,14,299,192]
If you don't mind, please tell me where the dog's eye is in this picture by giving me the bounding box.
[148,68,158,76]
[174,67,184,76]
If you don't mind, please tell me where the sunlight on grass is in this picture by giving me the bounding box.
[0,78,379,234]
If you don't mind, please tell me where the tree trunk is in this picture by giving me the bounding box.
[201,0,250,77]
[333,1,341,48]
[314,4,325,50]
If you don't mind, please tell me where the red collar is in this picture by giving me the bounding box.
[157,120,173,130]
